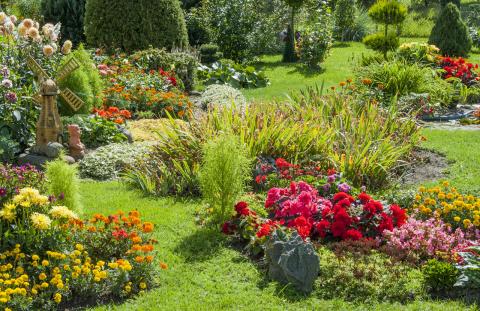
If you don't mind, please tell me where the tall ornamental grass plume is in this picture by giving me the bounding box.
[199,132,252,225]
[45,156,82,214]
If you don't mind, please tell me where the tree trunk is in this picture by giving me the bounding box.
[283,7,298,63]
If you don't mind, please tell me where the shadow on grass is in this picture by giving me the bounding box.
[254,59,325,78]
[229,244,312,303]
[174,227,226,263]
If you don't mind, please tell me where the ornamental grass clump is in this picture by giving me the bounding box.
[199,133,252,225]
[45,157,82,214]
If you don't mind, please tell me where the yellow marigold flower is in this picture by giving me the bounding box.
[419,186,426,193]
[139,282,147,289]
[124,285,132,292]
[39,273,47,280]
[75,244,84,251]
[41,260,49,267]
[464,219,472,228]
[32,255,40,261]
[454,216,461,222]
[41,282,49,288]
[438,193,446,200]
[31,213,51,230]
[54,293,62,304]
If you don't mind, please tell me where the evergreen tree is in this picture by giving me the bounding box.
[429,3,472,57]
[334,0,356,41]
[41,0,86,46]
[84,0,189,53]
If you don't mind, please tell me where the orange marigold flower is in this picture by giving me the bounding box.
[129,211,140,218]
[141,244,154,253]
[135,256,144,263]
[132,236,142,244]
[160,262,168,270]
[146,255,154,263]
[132,244,142,251]
[143,222,154,233]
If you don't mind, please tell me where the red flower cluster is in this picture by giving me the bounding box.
[265,182,407,241]
[159,68,177,87]
[440,57,479,85]
[92,106,132,124]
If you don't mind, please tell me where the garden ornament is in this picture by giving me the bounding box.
[26,55,85,152]
[67,124,85,160]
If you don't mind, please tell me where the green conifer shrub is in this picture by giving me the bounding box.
[364,0,407,58]
[429,3,472,57]
[41,0,86,46]
[84,0,189,53]
[334,0,356,41]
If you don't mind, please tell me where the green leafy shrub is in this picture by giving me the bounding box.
[299,13,333,68]
[366,0,407,58]
[16,0,42,19]
[130,48,198,91]
[62,115,128,149]
[396,42,440,65]
[334,0,356,41]
[0,134,20,163]
[58,45,104,115]
[440,0,460,8]
[199,133,251,225]
[199,43,223,64]
[79,142,151,180]
[45,157,82,214]
[422,259,459,293]
[363,32,399,56]
[200,84,247,109]
[456,245,480,289]
[316,247,424,302]
[185,7,212,47]
[41,0,86,46]
[356,61,453,106]
[197,60,269,88]
[84,0,188,53]
[429,3,472,57]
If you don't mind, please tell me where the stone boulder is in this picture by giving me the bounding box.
[265,230,320,293]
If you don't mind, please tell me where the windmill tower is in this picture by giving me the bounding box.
[27,55,85,148]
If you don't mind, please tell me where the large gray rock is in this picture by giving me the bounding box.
[265,230,320,293]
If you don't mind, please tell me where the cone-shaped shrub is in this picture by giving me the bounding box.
[429,3,472,57]
[84,0,189,52]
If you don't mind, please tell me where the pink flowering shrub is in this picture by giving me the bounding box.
[383,217,479,264]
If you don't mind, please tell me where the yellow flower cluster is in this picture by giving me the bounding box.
[0,244,138,308]
[412,181,480,229]
[0,188,49,222]
[49,206,78,220]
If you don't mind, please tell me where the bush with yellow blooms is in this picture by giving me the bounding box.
[0,186,163,310]
[412,181,480,231]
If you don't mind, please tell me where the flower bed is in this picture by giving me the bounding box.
[0,165,163,309]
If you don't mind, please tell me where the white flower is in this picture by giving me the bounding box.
[1,79,12,88]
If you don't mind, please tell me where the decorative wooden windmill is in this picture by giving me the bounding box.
[27,55,85,148]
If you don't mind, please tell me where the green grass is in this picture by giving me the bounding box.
[421,129,480,194]
[244,38,480,103]
[78,129,479,311]
[243,42,372,102]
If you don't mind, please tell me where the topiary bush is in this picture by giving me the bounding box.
[84,0,189,53]
[41,0,86,46]
[58,45,104,115]
[429,3,472,57]
[422,259,459,294]
[365,0,407,58]
[334,0,357,41]
[199,43,223,64]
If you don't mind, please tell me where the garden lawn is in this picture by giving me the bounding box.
[244,38,480,103]
[81,128,478,310]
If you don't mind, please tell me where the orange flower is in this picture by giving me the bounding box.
[339,81,346,87]
[114,118,124,124]
[88,226,96,233]
[160,262,168,270]
[132,236,142,244]
[141,244,154,253]
[362,78,372,85]
[129,211,140,218]
[145,255,154,263]
[135,256,144,263]
[143,222,154,233]
[132,244,142,251]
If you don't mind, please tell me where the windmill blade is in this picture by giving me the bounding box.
[31,92,43,105]
[56,57,80,81]
[26,55,50,81]
[60,88,85,112]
